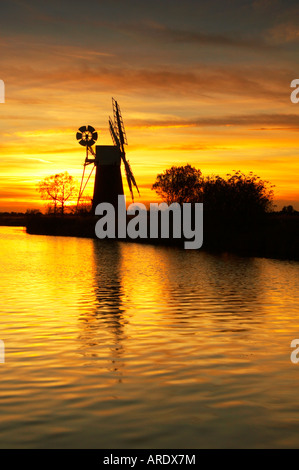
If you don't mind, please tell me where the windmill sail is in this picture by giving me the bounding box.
[111,98,139,201]
[113,98,128,149]
[109,117,119,147]
[76,125,98,210]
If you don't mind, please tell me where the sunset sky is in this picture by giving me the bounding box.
[1,0,299,211]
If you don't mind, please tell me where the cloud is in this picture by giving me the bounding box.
[2,59,289,104]
[0,30,290,109]
[128,113,299,129]
[121,21,274,51]
[267,22,299,44]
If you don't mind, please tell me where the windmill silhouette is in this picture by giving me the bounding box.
[109,98,140,202]
[76,98,139,211]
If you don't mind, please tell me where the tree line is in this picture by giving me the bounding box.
[36,164,296,217]
[152,164,275,219]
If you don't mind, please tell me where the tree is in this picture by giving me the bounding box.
[203,171,275,218]
[152,165,274,219]
[71,195,92,215]
[37,172,78,215]
[25,209,42,216]
[151,164,203,205]
[281,205,296,215]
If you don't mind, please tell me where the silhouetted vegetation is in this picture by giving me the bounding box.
[152,164,203,204]
[150,165,299,259]
[152,165,274,219]
[37,172,78,215]
[70,195,92,215]
[25,209,42,216]
[24,210,299,261]
[23,164,299,261]
[26,214,97,238]
[203,171,274,218]
[281,205,299,215]
[0,212,27,226]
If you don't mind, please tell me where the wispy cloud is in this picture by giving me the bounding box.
[129,113,299,129]
[267,22,299,44]
[120,21,274,50]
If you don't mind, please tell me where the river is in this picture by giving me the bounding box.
[0,226,299,448]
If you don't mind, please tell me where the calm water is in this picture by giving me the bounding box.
[1,226,299,448]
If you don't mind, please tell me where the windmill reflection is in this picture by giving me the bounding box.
[78,240,127,381]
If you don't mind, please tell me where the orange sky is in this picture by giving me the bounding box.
[0,0,299,211]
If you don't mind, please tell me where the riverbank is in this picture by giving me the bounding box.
[24,212,299,261]
[0,215,26,226]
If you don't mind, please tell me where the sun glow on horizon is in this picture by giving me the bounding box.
[1,1,299,211]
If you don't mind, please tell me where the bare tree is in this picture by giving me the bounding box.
[37,172,78,214]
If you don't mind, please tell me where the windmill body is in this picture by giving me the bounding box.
[76,99,139,212]
[92,145,124,210]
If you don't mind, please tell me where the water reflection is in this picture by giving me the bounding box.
[76,242,289,373]
[1,227,299,448]
[78,241,127,380]
[74,241,273,396]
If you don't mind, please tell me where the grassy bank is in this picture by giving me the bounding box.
[24,212,299,261]
[203,213,299,260]
[0,215,26,226]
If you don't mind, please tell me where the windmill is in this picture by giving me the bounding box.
[76,99,139,212]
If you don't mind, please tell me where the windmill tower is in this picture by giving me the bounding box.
[76,98,139,212]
